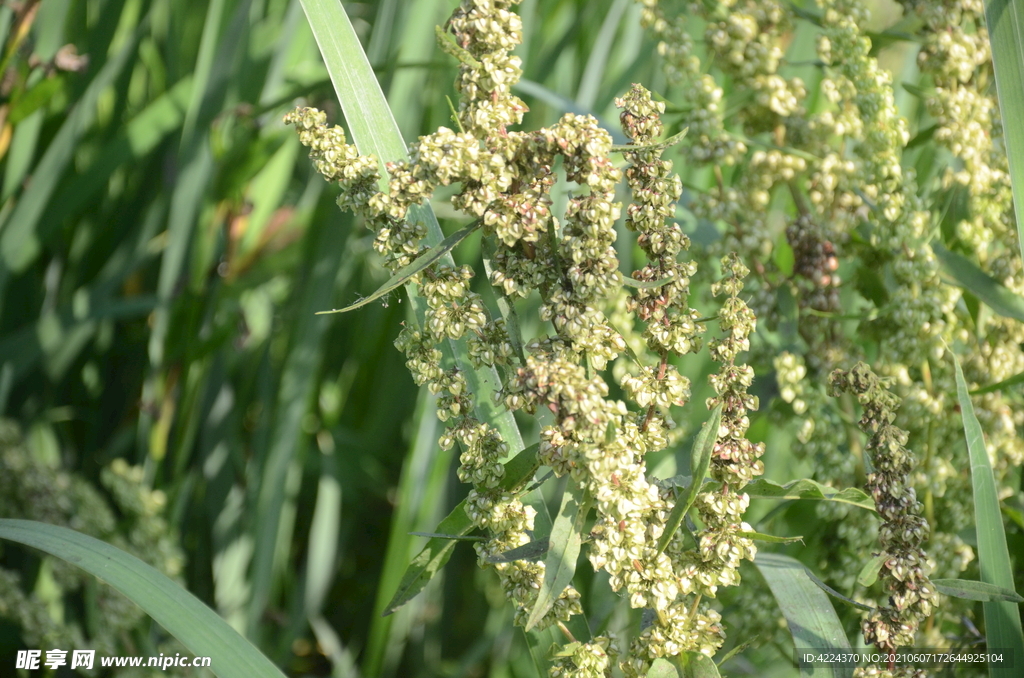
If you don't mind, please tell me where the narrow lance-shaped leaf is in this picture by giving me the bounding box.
[0,521,286,678]
[970,369,1024,395]
[742,477,876,512]
[524,479,591,631]
[382,444,540,616]
[316,220,482,315]
[755,552,854,678]
[931,578,1024,603]
[622,275,675,290]
[657,404,724,556]
[953,351,1024,677]
[934,245,1024,323]
[736,531,804,545]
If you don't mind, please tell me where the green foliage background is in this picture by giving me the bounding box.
[0,0,1020,676]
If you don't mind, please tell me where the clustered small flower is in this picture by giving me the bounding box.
[549,636,618,678]
[829,364,937,655]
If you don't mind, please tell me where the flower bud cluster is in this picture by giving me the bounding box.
[549,636,618,678]
[829,364,936,652]
[636,1,746,164]
[817,0,958,367]
[616,84,706,367]
[675,256,762,591]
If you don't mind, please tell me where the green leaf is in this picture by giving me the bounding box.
[525,479,590,631]
[984,0,1024,263]
[408,532,488,541]
[934,245,1024,322]
[755,553,854,678]
[647,658,680,678]
[8,75,66,125]
[743,478,876,511]
[953,352,1024,677]
[623,275,676,290]
[970,369,1024,395]
[737,531,804,545]
[0,520,286,678]
[932,578,1024,603]
[316,220,482,315]
[857,553,887,588]
[381,444,540,616]
[486,538,551,563]
[675,652,721,678]
[657,404,724,556]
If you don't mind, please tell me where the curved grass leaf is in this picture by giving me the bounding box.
[932,578,1024,603]
[0,520,286,678]
[382,443,539,616]
[744,478,876,512]
[970,370,1024,395]
[657,404,723,556]
[953,352,1024,676]
[984,0,1024,263]
[316,220,482,315]
[934,245,1024,322]
[525,480,590,631]
[755,552,854,678]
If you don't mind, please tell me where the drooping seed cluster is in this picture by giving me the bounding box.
[829,364,936,654]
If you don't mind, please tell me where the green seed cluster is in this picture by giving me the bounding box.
[0,420,187,666]
[829,365,936,653]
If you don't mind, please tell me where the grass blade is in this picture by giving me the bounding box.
[0,520,286,678]
[984,0,1024,263]
[755,552,854,678]
[657,404,723,556]
[931,578,1024,603]
[524,479,589,631]
[934,245,1024,322]
[316,220,482,315]
[970,370,1024,395]
[952,351,1024,676]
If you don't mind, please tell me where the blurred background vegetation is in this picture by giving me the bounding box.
[0,0,1018,676]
